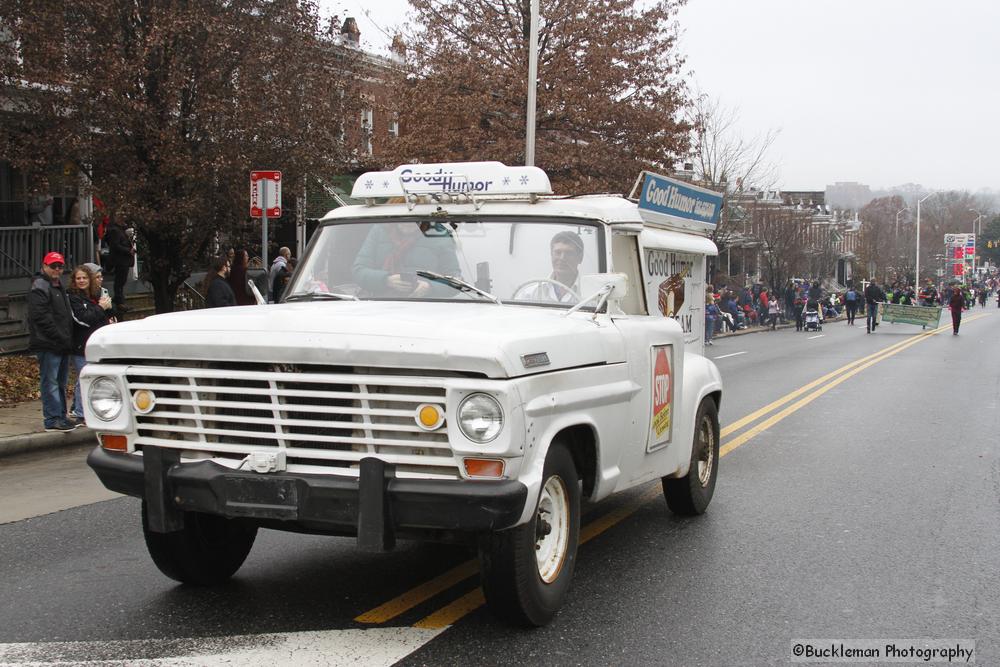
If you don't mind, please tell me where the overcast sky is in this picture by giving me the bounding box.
[321,0,999,192]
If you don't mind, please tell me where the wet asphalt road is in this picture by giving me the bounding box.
[1,309,997,665]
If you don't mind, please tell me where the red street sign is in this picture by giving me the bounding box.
[250,171,282,217]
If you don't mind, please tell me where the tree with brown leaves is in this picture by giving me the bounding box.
[1,0,358,312]
[382,0,690,193]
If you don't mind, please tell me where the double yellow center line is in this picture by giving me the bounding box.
[355,313,988,629]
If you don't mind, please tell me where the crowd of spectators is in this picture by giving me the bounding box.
[704,270,999,343]
[705,279,842,338]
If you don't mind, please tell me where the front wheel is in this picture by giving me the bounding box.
[478,442,581,627]
[142,502,258,586]
[663,398,720,515]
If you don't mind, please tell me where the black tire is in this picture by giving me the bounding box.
[142,501,258,586]
[478,442,581,627]
[663,398,719,516]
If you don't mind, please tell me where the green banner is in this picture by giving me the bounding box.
[880,303,942,328]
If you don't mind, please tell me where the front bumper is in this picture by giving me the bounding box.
[87,446,527,550]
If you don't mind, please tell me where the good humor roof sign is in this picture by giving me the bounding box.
[632,171,723,233]
[351,162,553,199]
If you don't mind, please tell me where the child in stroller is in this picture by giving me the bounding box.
[803,299,822,331]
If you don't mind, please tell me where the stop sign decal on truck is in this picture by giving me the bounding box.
[652,345,673,440]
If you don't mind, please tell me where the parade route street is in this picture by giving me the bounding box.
[0,310,997,666]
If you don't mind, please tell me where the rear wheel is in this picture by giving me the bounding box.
[479,442,580,627]
[142,502,258,586]
[663,398,719,516]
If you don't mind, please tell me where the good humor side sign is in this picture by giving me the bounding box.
[634,171,723,234]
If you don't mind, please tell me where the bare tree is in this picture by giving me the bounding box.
[747,202,807,291]
[688,94,780,249]
[859,195,907,283]
[910,191,984,283]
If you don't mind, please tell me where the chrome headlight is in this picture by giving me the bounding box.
[89,377,123,421]
[458,393,503,443]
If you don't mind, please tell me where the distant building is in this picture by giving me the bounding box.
[825,182,873,212]
[713,186,859,288]
[781,191,826,212]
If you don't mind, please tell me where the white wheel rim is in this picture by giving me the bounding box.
[534,474,570,583]
[696,415,715,487]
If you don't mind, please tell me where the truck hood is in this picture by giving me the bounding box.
[86,301,626,378]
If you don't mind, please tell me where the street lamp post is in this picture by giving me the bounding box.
[915,193,935,286]
[969,208,983,236]
[524,0,540,166]
[969,209,983,278]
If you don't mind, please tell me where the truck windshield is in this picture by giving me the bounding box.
[283,217,605,307]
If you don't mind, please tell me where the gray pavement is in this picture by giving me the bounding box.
[0,398,97,459]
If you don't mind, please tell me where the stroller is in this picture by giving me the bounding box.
[803,308,822,332]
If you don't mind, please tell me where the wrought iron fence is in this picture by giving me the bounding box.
[0,225,94,279]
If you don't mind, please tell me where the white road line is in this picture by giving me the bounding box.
[808,334,825,339]
[714,351,748,359]
[0,628,446,666]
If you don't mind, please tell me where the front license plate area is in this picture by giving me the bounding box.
[223,476,299,518]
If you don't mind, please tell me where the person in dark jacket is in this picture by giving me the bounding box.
[67,264,113,424]
[784,282,797,321]
[864,281,885,333]
[103,217,134,311]
[226,248,254,306]
[28,251,75,431]
[843,284,858,325]
[203,255,236,308]
[948,285,965,335]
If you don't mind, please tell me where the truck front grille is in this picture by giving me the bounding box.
[124,365,458,478]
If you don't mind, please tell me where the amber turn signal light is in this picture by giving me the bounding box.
[415,403,445,430]
[100,434,128,452]
[464,458,505,478]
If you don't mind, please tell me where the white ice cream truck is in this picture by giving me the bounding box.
[84,162,724,627]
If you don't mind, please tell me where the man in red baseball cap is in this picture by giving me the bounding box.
[28,250,77,431]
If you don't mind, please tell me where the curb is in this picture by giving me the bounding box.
[0,427,98,460]
[714,314,846,339]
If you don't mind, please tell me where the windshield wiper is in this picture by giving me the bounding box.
[284,291,359,302]
[416,270,502,305]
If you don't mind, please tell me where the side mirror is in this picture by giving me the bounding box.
[580,273,628,299]
[565,273,630,319]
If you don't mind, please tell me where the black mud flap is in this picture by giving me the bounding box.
[357,457,396,553]
[143,446,184,533]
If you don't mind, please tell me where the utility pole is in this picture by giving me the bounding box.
[915,193,935,286]
[524,0,540,166]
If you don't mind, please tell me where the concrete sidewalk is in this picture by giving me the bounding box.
[0,399,97,459]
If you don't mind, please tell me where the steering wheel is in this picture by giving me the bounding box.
[511,278,580,302]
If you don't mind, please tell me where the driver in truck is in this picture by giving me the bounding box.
[351,221,462,298]
[523,230,585,303]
